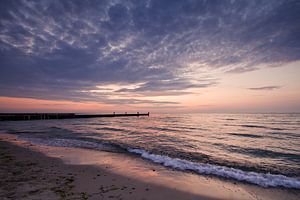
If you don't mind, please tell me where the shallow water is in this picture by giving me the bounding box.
[1,113,299,188]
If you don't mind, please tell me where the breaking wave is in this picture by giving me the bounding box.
[128,148,300,189]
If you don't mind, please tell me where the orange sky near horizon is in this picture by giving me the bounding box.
[1,61,299,114]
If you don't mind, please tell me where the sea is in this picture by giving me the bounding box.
[0,113,299,189]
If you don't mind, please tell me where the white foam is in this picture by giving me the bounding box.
[19,137,109,150]
[128,148,300,189]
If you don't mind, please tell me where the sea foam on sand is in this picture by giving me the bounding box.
[128,148,300,189]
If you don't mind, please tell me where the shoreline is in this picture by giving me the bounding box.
[1,134,299,200]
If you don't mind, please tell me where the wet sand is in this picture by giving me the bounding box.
[0,133,299,200]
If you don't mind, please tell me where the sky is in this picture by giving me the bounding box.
[0,0,300,113]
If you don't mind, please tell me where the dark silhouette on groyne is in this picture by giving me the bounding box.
[0,112,150,121]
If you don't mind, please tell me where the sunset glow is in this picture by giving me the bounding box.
[0,0,299,113]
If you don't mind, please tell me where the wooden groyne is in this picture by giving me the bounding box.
[0,112,150,121]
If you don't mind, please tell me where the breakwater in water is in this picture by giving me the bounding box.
[0,112,149,121]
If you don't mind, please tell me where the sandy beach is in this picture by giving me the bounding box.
[0,133,299,200]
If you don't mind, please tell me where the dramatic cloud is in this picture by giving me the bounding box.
[0,0,299,105]
[248,86,282,91]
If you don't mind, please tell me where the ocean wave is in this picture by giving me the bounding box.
[228,133,263,138]
[269,131,300,138]
[224,118,236,121]
[240,124,286,131]
[96,127,126,132]
[128,148,300,189]
[240,124,268,128]
[18,137,120,152]
[147,126,181,132]
[226,146,300,162]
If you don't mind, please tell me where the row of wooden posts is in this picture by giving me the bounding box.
[0,112,150,121]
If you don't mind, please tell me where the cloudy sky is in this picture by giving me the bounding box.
[0,0,299,113]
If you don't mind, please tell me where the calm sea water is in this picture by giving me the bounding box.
[1,113,299,188]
